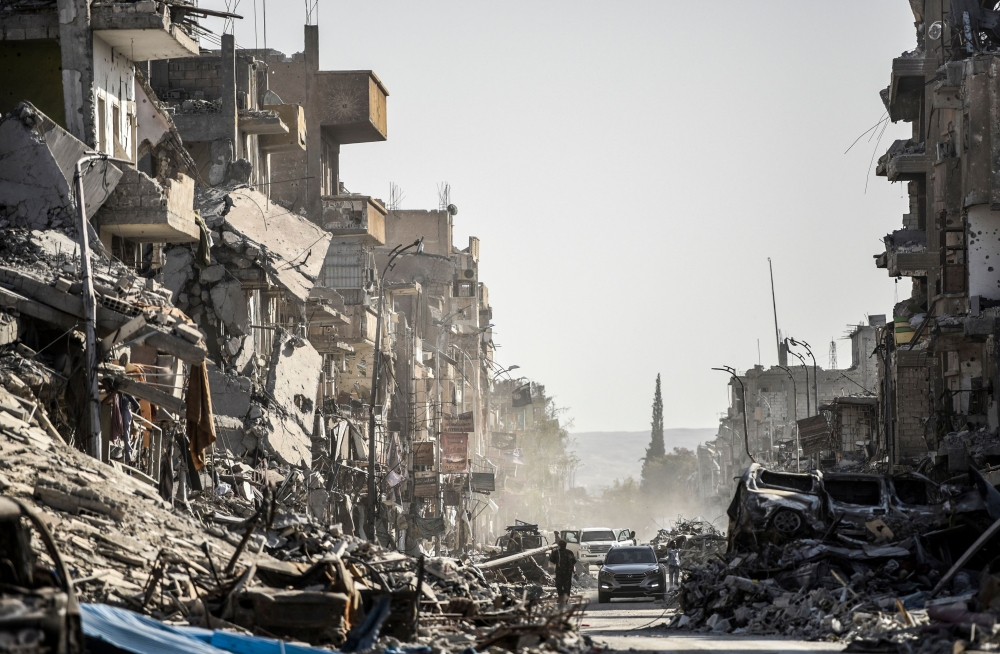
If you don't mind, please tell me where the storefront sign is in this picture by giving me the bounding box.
[412,473,438,497]
[441,433,469,473]
[413,441,436,467]
[443,411,475,433]
[471,472,496,493]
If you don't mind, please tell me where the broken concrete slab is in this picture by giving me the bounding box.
[162,247,194,299]
[262,334,322,468]
[0,102,122,230]
[200,264,226,284]
[208,364,252,419]
[209,278,248,336]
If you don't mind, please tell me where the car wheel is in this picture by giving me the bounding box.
[598,592,609,604]
[770,509,803,537]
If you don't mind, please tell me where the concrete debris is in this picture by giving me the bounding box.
[0,11,576,654]
[0,102,122,232]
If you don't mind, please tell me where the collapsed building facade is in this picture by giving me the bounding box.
[676,3,1000,649]
[0,3,586,651]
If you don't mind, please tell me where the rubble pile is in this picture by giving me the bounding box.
[651,516,725,566]
[664,463,1000,653]
[0,380,588,652]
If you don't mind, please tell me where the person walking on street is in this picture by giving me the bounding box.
[549,539,576,608]
[666,541,681,588]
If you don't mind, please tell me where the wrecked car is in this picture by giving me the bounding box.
[0,496,82,654]
[822,471,954,538]
[728,464,989,551]
[727,464,827,549]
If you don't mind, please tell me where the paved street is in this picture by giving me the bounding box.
[579,590,844,654]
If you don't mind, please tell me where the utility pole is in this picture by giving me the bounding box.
[75,152,131,461]
[769,258,780,363]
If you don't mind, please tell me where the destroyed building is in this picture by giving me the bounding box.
[0,6,591,652]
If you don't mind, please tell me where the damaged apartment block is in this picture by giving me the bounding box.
[0,4,580,652]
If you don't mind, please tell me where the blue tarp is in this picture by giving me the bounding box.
[81,604,333,654]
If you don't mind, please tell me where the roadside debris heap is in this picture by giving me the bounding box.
[667,463,1000,654]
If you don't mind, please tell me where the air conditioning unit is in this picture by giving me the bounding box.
[463,269,475,279]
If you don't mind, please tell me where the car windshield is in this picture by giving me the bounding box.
[605,548,656,564]
[581,530,615,542]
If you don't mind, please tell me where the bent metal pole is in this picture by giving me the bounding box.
[75,152,132,461]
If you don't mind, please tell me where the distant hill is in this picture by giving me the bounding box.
[569,428,717,493]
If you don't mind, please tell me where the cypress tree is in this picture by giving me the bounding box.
[645,374,665,460]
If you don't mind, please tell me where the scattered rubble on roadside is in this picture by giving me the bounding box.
[654,463,1000,654]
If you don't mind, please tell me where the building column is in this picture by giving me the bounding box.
[57,0,95,144]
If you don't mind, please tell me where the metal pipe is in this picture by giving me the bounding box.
[74,152,132,461]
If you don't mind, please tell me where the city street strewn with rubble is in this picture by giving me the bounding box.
[4,1,1000,654]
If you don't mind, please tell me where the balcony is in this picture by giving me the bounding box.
[259,104,306,153]
[875,229,935,277]
[321,194,386,245]
[876,140,929,182]
[887,55,936,122]
[314,71,388,144]
[238,109,287,135]
[94,169,199,244]
[91,2,198,60]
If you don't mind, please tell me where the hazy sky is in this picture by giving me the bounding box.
[205,2,916,432]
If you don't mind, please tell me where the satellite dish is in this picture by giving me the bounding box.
[447,204,458,216]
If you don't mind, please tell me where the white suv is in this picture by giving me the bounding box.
[576,527,619,565]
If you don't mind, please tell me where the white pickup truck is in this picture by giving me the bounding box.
[558,527,632,566]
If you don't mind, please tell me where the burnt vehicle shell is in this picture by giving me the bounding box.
[822,471,967,534]
[727,464,826,551]
[0,495,83,653]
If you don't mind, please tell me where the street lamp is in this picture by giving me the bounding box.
[367,237,424,541]
[787,338,818,414]
[787,349,811,417]
[777,365,800,472]
[491,364,520,382]
[711,367,756,464]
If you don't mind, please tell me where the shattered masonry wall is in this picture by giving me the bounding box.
[897,352,931,458]
[156,58,225,100]
[100,167,170,212]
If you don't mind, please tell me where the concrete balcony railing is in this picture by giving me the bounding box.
[91,1,198,60]
[94,168,200,244]
[876,140,930,182]
[259,104,306,153]
[321,194,386,245]
[875,228,935,277]
[887,55,936,122]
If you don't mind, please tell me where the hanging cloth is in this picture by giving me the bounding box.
[185,360,216,471]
